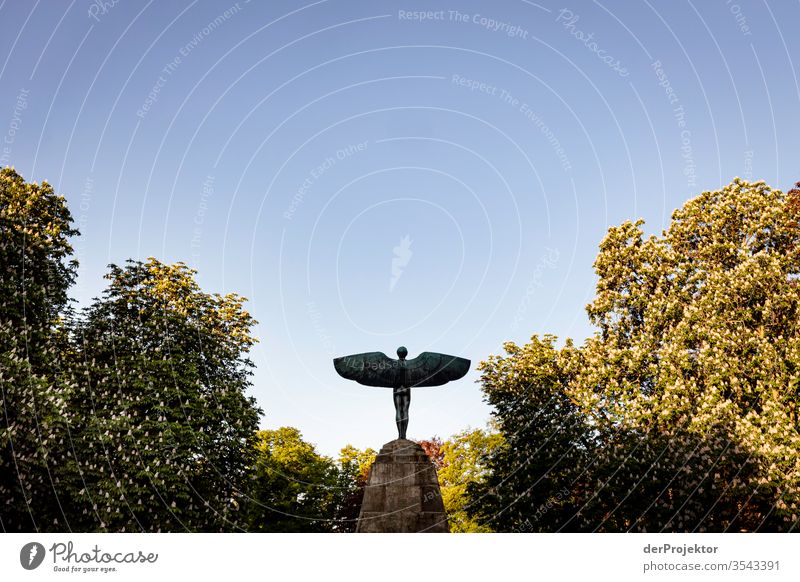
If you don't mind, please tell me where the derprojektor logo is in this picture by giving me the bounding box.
[20,542,46,570]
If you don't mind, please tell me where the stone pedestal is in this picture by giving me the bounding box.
[356,438,449,533]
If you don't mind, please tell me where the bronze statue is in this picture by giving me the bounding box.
[333,347,470,439]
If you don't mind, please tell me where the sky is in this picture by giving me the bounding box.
[1,0,798,456]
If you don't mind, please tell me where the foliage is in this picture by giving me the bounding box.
[0,168,367,533]
[63,259,262,531]
[0,167,78,352]
[333,444,376,532]
[14,165,798,534]
[338,444,377,482]
[246,427,341,532]
[418,437,445,470]
[0,168,77,531]
[472,179,800,532]
[437,428,502,532]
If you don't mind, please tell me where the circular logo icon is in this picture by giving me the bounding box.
[20,542,46,570]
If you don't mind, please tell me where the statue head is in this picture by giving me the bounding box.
[396,346,408,360]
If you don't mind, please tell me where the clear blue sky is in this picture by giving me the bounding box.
[1,0,798,456]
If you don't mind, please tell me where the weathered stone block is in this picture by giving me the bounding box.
[356,438,449,533]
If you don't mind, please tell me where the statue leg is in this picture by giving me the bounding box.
[393,386,410,439]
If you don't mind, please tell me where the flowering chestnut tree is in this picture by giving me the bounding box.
[472,179,800,532]
[0,168,78,531]
[64,259,262,532]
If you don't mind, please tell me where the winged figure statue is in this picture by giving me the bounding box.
[333,346,470,439]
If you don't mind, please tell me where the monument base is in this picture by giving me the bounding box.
[356,438,449,533]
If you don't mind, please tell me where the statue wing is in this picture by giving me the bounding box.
[404,352,471,387]
[333,352,400,387]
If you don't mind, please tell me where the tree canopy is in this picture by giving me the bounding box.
[5,167,799,533]
[471,179,800,532]
[0,167,77,531]
[246,427,353,532]
[63,259,262,531]
[1,169,264,532]
[334,443,376,532]
[437,428,502,532]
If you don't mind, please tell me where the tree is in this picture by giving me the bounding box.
[467,338,593,532]
[438,428,502,532]
[418,430,503,532]
[64,258,262,531]
[472,179,800,532]
[418,437,445,470]
[0,167,77,360]
[333,444,376,532]
[246,427,340,532]
[0,168,78,531]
